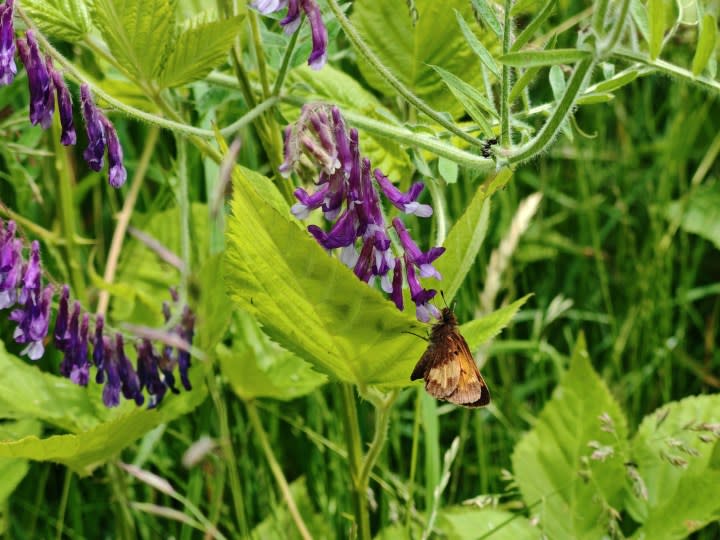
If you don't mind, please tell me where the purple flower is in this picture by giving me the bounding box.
[54,284,71,349]
[252,0,327,70]
[80,83,106,172]
[392,218,445,280]
[136,339,167,408]
[0,0,16,86]
[115,334,144,406]
[101,338,121,407]
[374,171,433,217]
[178,306,195,391]
[10,283,53,360]
[303,0,327,70]
[0,221,22,309]
[16,31,55,128]
[93,316,105,374]
[49,63,77,145]
[282,104,445,322]
[99,114,127,187]
[405,257,440,322]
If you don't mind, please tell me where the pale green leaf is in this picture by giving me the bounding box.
[0,420,41,504]
[224,168,425,388]
[436,168,513,303]
[575,92,614,105]
[91,0,176,81]
[499,49,591,68]
[438,157,459,184]
[512,334,629,539]
[432,65,496,137]
[461,295,531,350]
[630,0,650,44]
[592,69,640,93]
[648,0,668,60]
[511,0,557,52]
[692,14,717,76]
[285,65,414,181]
[439,507,541,539]
[455,10,500,78]
[628,394,720,539]
[218,311,326,401]
[470,0,503,39]
[665,184,720,249]
[21,0,90,41]
[351,0,485,117]
[159,14,243,88]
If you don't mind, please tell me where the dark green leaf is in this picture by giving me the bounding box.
[432,66,495,136]
[455,10,500,78]
[470,0,503,39]
[511,0,557,52]
[692,14,717,76]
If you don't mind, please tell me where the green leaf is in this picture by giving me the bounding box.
[158,14,243,88]
[91,0,176,82]
[499,49,591,68]
[0,342,103,432]
[461,295,531,350]
[224,168,424,388]
[470,0,503,39]
[439,507,541,539]
[0,419,41,503]
[575,92,615,105]
[510,0,557,52]
[436,168,513,303]
[512,334,629,539]
[665,184,720,249]
[431,65,496,137]
[455,10,500,78]
[351,0,486,117]
[647,0,669,60]
[628,394,720,539]
[194,253,232,352]
[630,0,650,44]
[20,0,90,41]
[591,69,640,93]
[285,65,414,181]
[438,157,459,184]
[218,311,326,401]
[0,366,208,475]
[692,14,717,76]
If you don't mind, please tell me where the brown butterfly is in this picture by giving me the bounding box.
[410,307,490,408]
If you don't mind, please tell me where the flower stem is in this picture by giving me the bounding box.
[245,400,313,540]
[500,0,513,147]
[325,0,484,150]
[55,468,72,540]
[339,383,371,540]
[96,126,159,316]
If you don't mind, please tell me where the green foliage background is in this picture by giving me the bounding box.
[0,0,718,538]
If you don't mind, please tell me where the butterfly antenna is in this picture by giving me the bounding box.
[402,330,429,342]
[440,290,449,309]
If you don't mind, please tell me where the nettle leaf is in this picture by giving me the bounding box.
[158,14,243,88]
[351,0,485,117]
[665,183,720,250]
[0,419,41,511]
[21,0,90,41]
[285,65,414,182]
[439,507,541,540]
[512,334,629,539]
[627,394,720,539]
[91,0,176,82]
[224,167,517,388]
[436,168,513,303]
[218,312,326,401]
[462,295,531,349]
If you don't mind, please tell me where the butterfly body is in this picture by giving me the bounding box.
[411,308,490,408]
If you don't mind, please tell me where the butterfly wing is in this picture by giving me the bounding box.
[445,332,490,408]
[414,333,462,399]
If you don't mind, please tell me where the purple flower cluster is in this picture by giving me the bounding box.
[282,105,444,322]
[0,220,195,408]
[0,3,126,188]
[252,0,327,70]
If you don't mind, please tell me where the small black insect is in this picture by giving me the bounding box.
[481,137,498,158]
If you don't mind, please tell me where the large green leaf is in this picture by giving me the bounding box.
[627,394,720,539]
[0,419,41,501]
[158,14,243,88]
[512,334,629,539]
[91,0,176,82]
[285,65,413,181]
[218,311,326,401]
[436,168,513,303]
[350,0,485,117]
[0,364,208,475]
[665,183,720,250]
[21,0,90,41]
[438,507,541,539]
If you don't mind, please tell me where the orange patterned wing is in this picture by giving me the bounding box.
[445,332,490,408]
